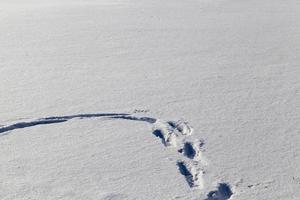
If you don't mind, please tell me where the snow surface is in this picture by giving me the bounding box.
[0,0,300,199]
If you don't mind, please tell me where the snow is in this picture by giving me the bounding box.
[0,0,300,199]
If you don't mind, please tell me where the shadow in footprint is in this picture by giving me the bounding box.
[183,142,196,159]
[205,183,233,200]
[177,161,194,187]
[152,129,166,145]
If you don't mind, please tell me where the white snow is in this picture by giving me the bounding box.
[1,0,300,199]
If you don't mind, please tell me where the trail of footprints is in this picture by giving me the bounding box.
[152,120,205,188]
[152,119,233,199]
[0,112,233,199]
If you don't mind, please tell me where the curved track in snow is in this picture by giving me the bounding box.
[0,112,232,199]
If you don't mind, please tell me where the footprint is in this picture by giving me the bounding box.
[153,121,177,147]
[181,140,204,160]
[176,161,204,189]
[205,183,233,200]
[168,120,193,136]
[152,128,177,147]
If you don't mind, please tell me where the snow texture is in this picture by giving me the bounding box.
[1,0,300,199]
